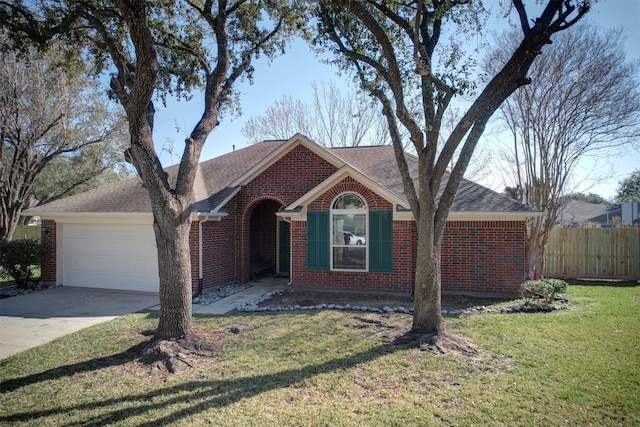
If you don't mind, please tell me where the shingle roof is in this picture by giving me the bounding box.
[555,200,620,225]
[26,140,285,214]
[330,145,534,213]
[27,138,534,215]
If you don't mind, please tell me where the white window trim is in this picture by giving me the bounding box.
[330,192,368,272]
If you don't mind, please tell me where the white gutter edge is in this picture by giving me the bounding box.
[191,211,227,221]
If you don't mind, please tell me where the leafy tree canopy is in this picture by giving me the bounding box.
[0,35,129,240]
[561,192,609,205]
[1,0,308,343]
[615,169,640,203]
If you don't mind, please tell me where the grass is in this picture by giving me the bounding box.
[1,281,638,426]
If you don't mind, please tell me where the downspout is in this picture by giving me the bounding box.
[193,217,207,300]
[283,216,293,286]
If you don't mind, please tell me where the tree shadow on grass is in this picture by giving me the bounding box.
[1,341,399,426]
[0,340,151,393]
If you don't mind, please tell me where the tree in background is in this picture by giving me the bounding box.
[439,108,493,184]
[31,146,131,208]
[615,170,640,203]
[315,0,589,340]
[241,93,315,143]
[486,23,640,279]
[242,81,391,147]
[561,192,609,205]
[1,0,304,353]
[0,41,127,241]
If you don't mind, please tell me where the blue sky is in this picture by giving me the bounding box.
[152,0,640,200]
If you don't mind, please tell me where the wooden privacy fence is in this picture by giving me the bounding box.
[12,225,42,241]
[545,228,640,280]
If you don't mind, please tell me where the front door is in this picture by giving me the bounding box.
[277,220,290,276]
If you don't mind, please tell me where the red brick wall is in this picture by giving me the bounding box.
[35,143,524,297]
[40,220,57,284]
[292,213,525,296]
[249,199,280,268]
[193,143,339,289]
[292,178,415,295]
[441,220,525,296]
[309,177,393,211]
[189,219,239,291]
[232,144,339,283]
[242,144,339,205]
[189,221,199,290]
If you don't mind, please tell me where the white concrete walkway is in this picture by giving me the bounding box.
[193,278,288,315]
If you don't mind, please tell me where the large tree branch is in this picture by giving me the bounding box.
[116,0,179,214]
[155,30,211,76]
[433,1,589,194]
[79,6,133,101]
[118,0,157,126]
[36,164,112,206]
[367,0,413,36]
[0,0,83,47]
[335,0,425,150]
[218,15,287,112]
[512,0,530,34]
[379,93,420,218]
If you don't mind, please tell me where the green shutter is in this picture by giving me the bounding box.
[369,211,393,272]
[307,211,329,270]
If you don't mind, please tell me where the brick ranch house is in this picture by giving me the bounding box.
[26,134,537,297]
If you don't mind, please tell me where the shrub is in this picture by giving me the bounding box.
[521,278,568,304]
[0,239,44,289]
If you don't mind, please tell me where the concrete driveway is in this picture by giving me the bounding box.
[0,287,159,360]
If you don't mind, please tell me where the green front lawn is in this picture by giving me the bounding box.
[1,282,638,426]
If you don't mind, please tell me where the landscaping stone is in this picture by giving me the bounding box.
[196,282,251,305]
[0,281,58,299]
[235,289,569,317]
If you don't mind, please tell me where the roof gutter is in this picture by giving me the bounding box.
[21,212,154,224]
[446,211,543,221]
[190,211,227,221]
[193,217,207,301]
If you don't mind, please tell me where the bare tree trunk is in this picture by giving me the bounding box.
[154,217,194,339]
[1,180,34,241]
[0,206,19,241]
[534,238,546,279]
[524,218,539,279]
[534,206,557,278]
[412,212,442,334]
[526,216,553,279]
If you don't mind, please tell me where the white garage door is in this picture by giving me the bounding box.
[62,223,159,293]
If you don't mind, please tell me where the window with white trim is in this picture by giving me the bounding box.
[331,192,367,270]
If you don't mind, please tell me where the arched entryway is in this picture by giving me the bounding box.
[246,198,289,280]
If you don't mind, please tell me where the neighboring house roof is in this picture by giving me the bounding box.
[25,134,535,218]
[555,200,620,226]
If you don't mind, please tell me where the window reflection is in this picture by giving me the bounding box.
[331,193,367,270]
